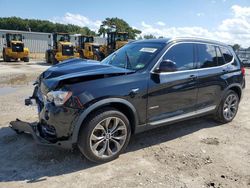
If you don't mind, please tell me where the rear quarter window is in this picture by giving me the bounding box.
[220,46,234,63]
[216,47,225,66]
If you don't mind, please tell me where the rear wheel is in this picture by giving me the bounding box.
[93,51,105,61]
[78,108,131,163]
[23,57,29,62]
[79,50,84,59]
[214,90,239,123]
[3,49,11,62]
[51,53,58,65]
[93,54,98,61]
[45,50,51,64]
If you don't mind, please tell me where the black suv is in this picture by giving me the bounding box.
[15,38,245,163]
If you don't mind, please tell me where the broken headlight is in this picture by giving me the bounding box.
[47,90,72,106]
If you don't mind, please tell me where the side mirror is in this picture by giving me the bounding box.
[22,36,25,40]
[2,35,4,38]
[155,59,177,73]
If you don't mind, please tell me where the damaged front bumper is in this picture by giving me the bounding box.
[10,119,73,149]
[10,85,79,149]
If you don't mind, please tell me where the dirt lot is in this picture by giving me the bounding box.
[0,61,249,188]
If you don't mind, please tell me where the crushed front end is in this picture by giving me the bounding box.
[11,74,83,148]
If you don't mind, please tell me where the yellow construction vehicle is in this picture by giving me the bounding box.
[100,31,129,58]
[76,35,104,61]
[2,33,29,62]
[45,32,79,64]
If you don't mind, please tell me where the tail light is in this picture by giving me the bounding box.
[241,67,246,76]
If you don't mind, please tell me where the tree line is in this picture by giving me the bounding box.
[0,17,141,39]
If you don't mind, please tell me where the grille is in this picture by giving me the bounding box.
[62,45,74,56]
[12,43,24,52]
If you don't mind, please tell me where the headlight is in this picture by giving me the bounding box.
[47,90,72,106]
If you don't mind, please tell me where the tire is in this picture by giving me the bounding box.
[93,51,105,61]
[78,108,131,163]
[23,57,29,62]
[214,90,239,123]
[51,54,58,65]
[3,52,6,62]
[45,50,52,64]
[3,49,10,62]
[79,50,84,59]
[93,54,99,61]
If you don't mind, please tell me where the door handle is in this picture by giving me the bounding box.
[222,69,228,73]
[189,75,197,80]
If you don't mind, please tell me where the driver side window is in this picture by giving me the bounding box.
[162,43,195,71]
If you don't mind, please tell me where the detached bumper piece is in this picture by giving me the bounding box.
[9,119,73,149]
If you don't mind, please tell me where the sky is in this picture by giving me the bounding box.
[0,0,250,47]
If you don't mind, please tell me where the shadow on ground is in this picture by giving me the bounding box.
[0,116,221,183]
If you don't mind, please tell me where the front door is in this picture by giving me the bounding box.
[147,43,198,125]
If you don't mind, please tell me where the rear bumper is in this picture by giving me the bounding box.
[10,119,73,149]
[6,49,29,58]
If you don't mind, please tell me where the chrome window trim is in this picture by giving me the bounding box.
[150,41,234,75]
[149,105,216,126]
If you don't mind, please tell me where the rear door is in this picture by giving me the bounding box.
[147,43,198,125]
[196,43,227,110]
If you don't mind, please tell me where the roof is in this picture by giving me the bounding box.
[133,37,229,47]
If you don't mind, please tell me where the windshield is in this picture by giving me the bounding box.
[57,34,70,42]
[9,34,22,41]
[102,42,164,71]
[116,33,128,41]
[86,37,94,43]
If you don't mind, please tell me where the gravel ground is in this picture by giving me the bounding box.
[0,61,249,188]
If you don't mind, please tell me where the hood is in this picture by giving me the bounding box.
[41,58,134,90]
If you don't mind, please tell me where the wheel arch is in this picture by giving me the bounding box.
[71,98,139,143]
[225,84,242,100]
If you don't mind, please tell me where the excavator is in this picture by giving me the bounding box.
[2,33,29,62]
[45,32,79,64]
[76,35,104,61]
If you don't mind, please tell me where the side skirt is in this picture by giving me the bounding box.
[135,105,216,134]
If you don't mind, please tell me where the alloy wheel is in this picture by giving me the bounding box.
[90,117,127,158]
[223,93,239,121]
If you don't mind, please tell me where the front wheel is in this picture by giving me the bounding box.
[23,57,29,62]
[214,90,239,123]
[78,108,131,163]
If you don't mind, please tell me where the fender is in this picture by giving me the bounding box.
[221,83,243,101]
[71,98,139,143]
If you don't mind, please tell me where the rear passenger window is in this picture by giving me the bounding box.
[216,47,225,66]
[220,47,234,63]
[163,43,194,71]
[197,44,217,68]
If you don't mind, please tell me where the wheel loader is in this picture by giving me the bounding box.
[45,33,79,64]
[99,31,129,58]
[2,33,29,62]
[76,35,104,61]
